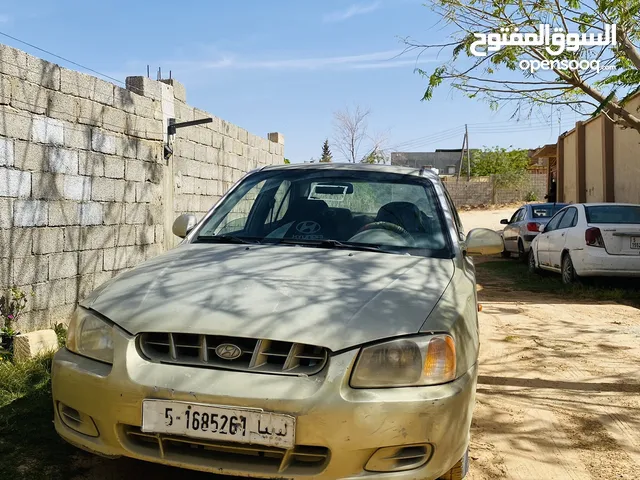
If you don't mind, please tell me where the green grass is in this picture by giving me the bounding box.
[476,260,640,305]
[0,354,84,480]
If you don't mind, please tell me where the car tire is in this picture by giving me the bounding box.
[501,240,511,258]
[528,249,538,274]
[561,253,578,285]
[438,448,469,480]
[517,239,527,263]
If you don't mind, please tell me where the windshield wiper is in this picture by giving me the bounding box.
[195,235,261,245]
[275,238,383,253]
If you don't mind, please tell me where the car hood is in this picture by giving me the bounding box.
[82,244,455,352]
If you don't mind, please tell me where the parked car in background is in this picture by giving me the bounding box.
[52,163,503,480]
[529,203,640,284]
[500,203,568,260]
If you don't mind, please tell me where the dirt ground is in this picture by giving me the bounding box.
[71,206,640,479]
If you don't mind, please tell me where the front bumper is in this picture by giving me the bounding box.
[52,334,477,479]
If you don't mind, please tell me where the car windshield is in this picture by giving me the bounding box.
[585,205,640,224]
[193,168,452,258]
[531,204,567,218]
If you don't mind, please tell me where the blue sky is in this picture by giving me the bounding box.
[0,0,581,162]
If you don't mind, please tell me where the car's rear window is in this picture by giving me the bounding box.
[531,204,567,218]
[585,205,640,224]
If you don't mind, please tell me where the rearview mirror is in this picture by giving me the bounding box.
[465,228,504,256]
[172,214,197,238]
[500,219,509,225]
[538,224,545,232]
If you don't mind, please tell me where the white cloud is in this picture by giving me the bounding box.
[323,2,382,23]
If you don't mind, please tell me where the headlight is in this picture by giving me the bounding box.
[350,334,456,388]
[66,307,114,364]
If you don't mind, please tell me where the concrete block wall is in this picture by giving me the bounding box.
[0,43,285,332]
[443,173,547,207]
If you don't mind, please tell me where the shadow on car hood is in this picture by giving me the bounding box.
[82,244,455,352]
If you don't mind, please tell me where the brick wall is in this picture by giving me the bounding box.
[0,43,284,332]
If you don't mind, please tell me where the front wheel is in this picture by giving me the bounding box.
[439,449,469,480]
[528,249,538,274]
[518,240,527,263]
[561,253,578,284]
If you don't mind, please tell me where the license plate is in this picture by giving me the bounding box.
[631,237,640,249]
[141,400,295,449]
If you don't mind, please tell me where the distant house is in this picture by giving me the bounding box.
[390,149,476,175]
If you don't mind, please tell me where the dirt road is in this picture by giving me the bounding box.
[73,207,640,479]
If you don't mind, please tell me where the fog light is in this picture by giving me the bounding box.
[365,443,433,472]
[58,403,99,437]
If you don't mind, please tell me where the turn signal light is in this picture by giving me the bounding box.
[585,227,605,247]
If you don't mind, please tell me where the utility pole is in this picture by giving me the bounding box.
[457,128,468,180]
[465,124,470,181]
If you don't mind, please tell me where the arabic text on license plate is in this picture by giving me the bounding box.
[141,400,295,448]
[631,237,640,250]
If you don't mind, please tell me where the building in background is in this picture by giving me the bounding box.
[390,149,474,175]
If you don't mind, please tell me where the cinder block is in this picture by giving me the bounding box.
[13,199,47,226]
[10,79,48,114]
[175,139,195,159]
[79,202,103,225]
[103,246,136,271]
[90,177,116,201]
[66,225,114,251]
[102,106,127,134]
[61,68,114,105]
[47,147,79,174]
[78,151,105,176]
[161,78,187,102]
[31,117,64,145]
[103,202,125,225]
[125,77,162,102]
[49,252,79,279]
[26,55,61,90]
[211,133,222,149]
[144,162,163,184]
[136,225,155,245]
[48,201,80,226]
[222,136,234,154]
[12,254,48,284]
[78,249,103,274]
[115,136,137,158]
[125,204,161,225]
[12,141,44,171]
[0,44,27,78]
[237,128,248,144]
[0,106,31,141]
[31,172,64,200]
[77,98,104,127]
[0,258,9,287]
[115,224,136,246]
[114,180,136,203]
[135,182,160,203]
[13,330,59,363]
[136,140,161,162]
[91,129,117,155]
[104,157,125,178]
[0,73,10,105]
[268,132,285,145]
[155,225,164,245]
[145,119,163,141]
[33,227,64,254]
[0,167,31,198]
[114,86,159,118]
[0,228,32,258]
[125,159,145,182]
[63,123,91,150]
[64,175,92,201]
[174,101,194,122]
[223,121,238,139]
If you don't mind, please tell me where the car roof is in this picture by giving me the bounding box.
[258,162,441,181]
[581,202,640,207]
[527,203,568,208]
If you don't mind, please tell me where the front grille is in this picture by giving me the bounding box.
[123,425,330,475]
[139,333,328,376]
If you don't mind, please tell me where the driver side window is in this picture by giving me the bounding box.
[545,211,566,232]
[509,209,522,224]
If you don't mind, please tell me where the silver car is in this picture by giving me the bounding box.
[501,203,568,260]
[52,163,503,479]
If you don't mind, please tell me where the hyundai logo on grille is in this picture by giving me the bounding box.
[215,343,243,360]
[296,221,321,234]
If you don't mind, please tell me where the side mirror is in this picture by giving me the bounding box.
[465,228,504,256]
[538,224,545,233]
[500,219,509,225]
[172,214,197,239]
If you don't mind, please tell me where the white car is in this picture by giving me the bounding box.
[528,203,640,284]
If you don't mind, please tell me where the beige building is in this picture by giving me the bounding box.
[554,93,640,204]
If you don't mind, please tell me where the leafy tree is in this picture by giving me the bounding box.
[284,158,291,164]
[361,148,387,164]
[405,0,640,133]
[471,146,531,188]
[320,139,333,162]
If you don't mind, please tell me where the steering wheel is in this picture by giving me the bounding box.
[354,221,414,244]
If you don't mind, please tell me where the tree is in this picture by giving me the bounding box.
[471,146,531,189]
[404,0,640,134]
[284,158,291,164]
[332,105,371,162]
[320,139,333,162]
